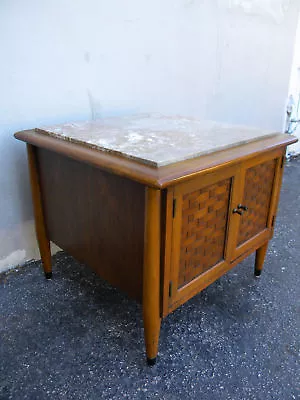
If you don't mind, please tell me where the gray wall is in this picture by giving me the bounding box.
[0,0,299,271]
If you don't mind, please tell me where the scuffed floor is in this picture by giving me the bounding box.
[0,159,299,400]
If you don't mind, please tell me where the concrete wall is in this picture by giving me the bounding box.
[0,0,299,272]
[287,14,300,155]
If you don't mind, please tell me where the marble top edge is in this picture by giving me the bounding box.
[36,114,278,168]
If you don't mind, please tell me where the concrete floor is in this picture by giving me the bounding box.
[1,159,300,400]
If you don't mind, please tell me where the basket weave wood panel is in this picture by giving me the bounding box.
[237,159,276,246]
[178,179,231,287]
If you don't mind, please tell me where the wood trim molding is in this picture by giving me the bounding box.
[15,129,297,189]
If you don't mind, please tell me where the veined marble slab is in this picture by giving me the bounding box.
[37,114,277,167]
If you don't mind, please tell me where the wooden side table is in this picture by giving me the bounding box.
[15,115,297,365]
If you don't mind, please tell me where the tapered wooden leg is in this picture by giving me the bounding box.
[143,187,161,366]
[27,144,52,278]
[254,242,269,277]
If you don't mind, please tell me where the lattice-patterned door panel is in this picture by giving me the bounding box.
[237,159,276,247]
[178,179,231,287]
[168,166,239,309]
[228,153,284,263]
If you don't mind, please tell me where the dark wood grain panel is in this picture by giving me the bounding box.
[37,148,145,301]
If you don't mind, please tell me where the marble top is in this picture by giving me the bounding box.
[37,114,277,167]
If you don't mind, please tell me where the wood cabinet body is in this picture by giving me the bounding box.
[15,127,296,364]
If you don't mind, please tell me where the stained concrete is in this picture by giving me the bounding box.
[0,159,299,400]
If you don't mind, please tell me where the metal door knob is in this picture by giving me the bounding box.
[238,204,248,211]
[233,208,243,215]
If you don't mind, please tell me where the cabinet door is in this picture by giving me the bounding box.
[230,152,284,261]
[167,165,239,311]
